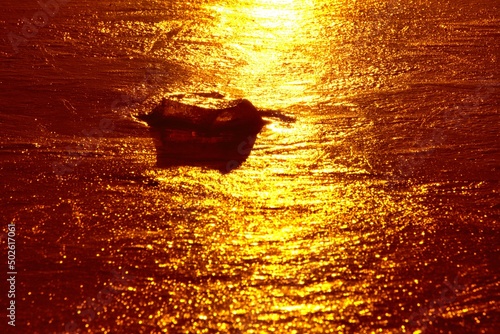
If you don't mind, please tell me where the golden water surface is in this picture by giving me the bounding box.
[1,0,498,333]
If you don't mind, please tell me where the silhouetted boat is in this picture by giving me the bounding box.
[139,98,264,132]
[138,98,265,172]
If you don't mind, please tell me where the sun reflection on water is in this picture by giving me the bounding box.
[207,0,327,108]
[105,0,487,333]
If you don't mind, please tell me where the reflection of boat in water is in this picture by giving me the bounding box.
[138,98,265,172]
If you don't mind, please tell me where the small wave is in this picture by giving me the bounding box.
[260,109,297,123]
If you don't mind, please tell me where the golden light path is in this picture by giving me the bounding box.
[133,2,427,333]
[207,0,325,108]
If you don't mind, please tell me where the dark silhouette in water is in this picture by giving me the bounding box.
[138,98,265,173]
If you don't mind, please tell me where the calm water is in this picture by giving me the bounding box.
[1,0,498,333]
